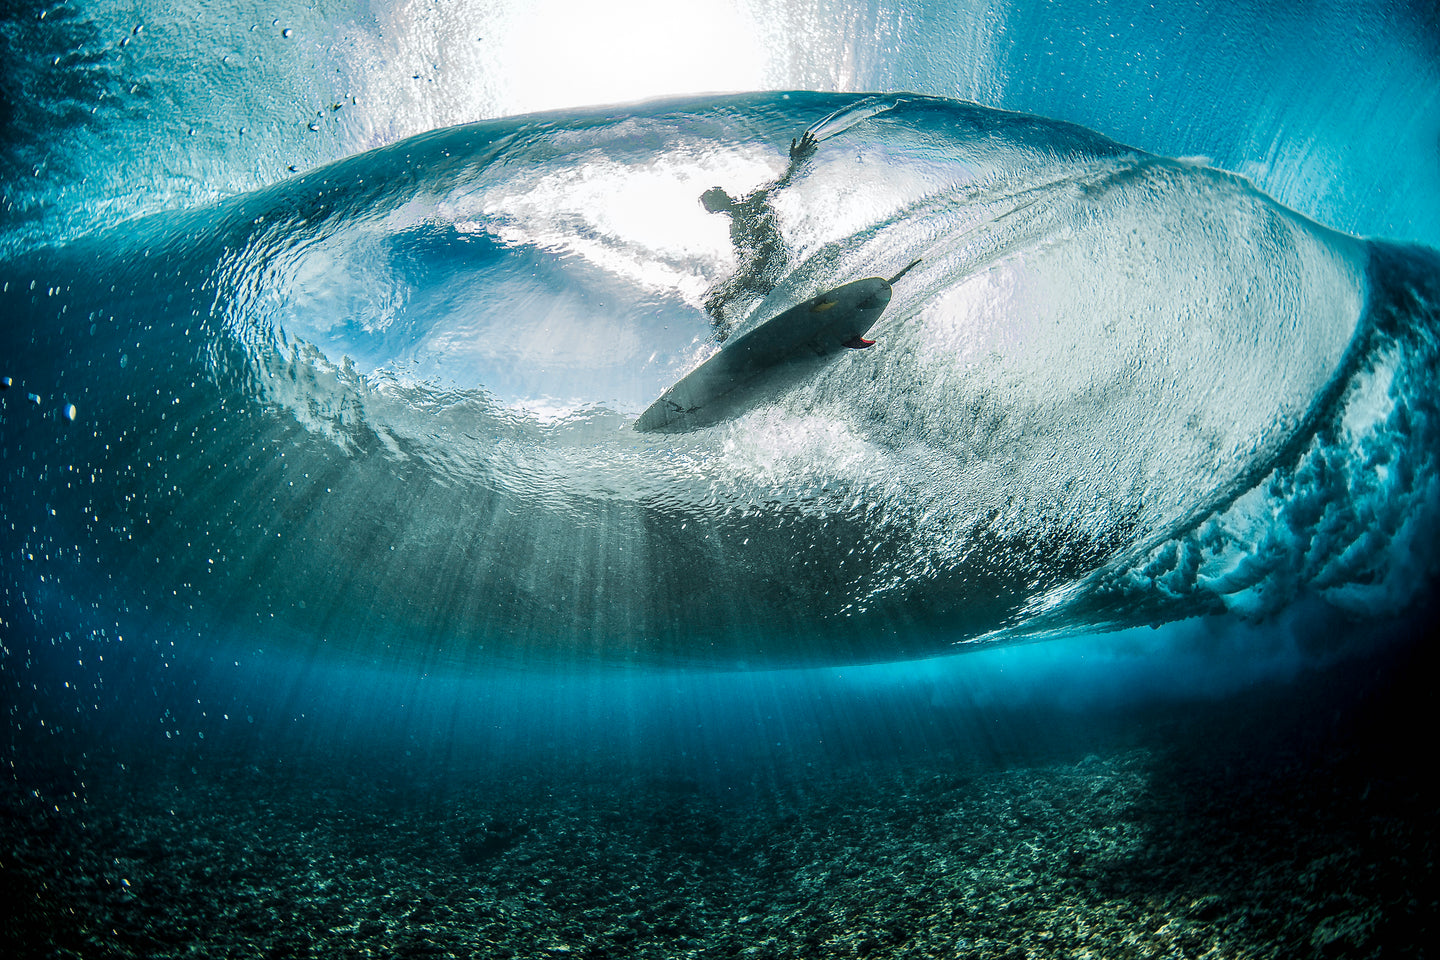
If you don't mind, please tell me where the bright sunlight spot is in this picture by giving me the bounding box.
[498,0,768,114]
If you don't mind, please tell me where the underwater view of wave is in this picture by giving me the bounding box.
[3,1,1438,958]
[3,92,1438,666]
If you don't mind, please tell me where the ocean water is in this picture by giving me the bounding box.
[3,2,1437,957]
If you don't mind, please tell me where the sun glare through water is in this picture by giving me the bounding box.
[497,0,769,114]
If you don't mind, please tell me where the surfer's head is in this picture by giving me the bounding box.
[701,187,736,214]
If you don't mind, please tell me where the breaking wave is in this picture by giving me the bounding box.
[2,93,1436,666]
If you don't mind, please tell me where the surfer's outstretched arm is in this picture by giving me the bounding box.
[789,131,818,162]
[776,131,819,188]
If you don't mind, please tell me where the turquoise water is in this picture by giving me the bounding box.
[3,1,1437,956]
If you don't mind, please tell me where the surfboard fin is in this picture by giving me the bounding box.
[843,335,876,349]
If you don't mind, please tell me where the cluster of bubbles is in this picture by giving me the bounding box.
[0,375,77,421]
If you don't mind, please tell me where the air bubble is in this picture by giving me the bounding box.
[63,403,78,422]
[283,28,293,38]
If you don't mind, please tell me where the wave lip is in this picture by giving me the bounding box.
[1,93,1431,667]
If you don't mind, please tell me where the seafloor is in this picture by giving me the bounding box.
[3,633,1434,960]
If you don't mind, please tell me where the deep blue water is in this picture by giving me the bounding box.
[3,1,1438,957]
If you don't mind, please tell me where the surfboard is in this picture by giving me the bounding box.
[634,276,894,433]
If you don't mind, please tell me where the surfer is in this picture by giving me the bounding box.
[700,131,821,338]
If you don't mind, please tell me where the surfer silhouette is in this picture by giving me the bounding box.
[700,131,820,338]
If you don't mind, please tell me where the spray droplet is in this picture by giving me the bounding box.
[0,375,10,389]
[282,27,293,38]
[27,392,41,404]
[63,403,78,422]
